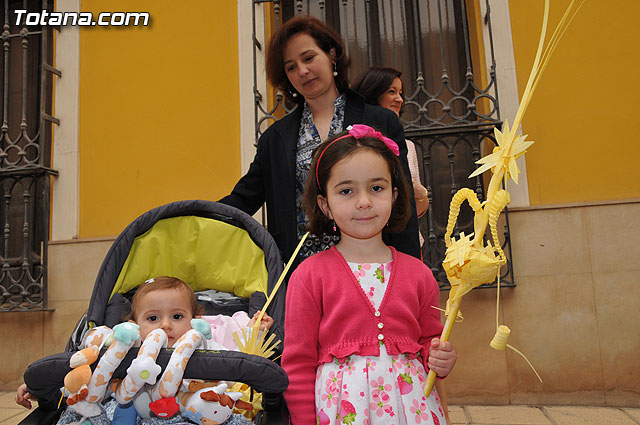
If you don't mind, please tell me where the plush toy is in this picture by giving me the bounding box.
[179,382,254,425]
[131,325,208,419]
[62,318,260,424]
[63,346,99,406]
[70,323,138,418]
[68,319,244,423]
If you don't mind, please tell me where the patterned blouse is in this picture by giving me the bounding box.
[295,94,346,260]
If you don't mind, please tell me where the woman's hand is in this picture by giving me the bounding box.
[427,338,457,378]
[413,183,429,217]
[15,383,37,409]
[248,311,275,331]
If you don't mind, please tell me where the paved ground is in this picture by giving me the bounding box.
[2,391,639,425]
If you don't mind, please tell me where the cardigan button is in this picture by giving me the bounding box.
[377,322,384,329]
[374,311,381,317]
[378,333,384,341]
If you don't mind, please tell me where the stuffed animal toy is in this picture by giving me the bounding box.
[64,319,257,423]
[69,323,139,418]
[179,382,254,425]
[61,317,262,424]
[63,346,99,406]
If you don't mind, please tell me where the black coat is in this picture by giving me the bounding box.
[219,89,420,263]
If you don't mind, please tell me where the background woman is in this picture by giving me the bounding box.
[352,66,430,246]
[220,16,420,265]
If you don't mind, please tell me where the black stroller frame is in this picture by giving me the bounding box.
[20,200,289,425]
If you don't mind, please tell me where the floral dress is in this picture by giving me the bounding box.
[315,261,447,425]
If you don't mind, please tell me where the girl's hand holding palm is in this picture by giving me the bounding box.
[427,338,457,378]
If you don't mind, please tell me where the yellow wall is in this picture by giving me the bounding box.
[508,1,640,205]
[79,1,241,238]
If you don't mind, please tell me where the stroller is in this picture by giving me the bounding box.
[20,200,289,425]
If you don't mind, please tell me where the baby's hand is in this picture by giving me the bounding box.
[427,338,457,378]
[248,311,274,331]
[15,383,37,409]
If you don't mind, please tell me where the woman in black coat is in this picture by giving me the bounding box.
[220,15,419,265]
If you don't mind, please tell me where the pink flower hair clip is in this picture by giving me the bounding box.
[346,124,399,156]
[315,124,399,189]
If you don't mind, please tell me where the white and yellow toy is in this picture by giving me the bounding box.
[64,319,218,421]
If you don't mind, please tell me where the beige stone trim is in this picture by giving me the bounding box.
[51,0,80,241]
[237,1,266,225]
[238,0,256,176]
[508,197,640,212]
[49,236,116,246]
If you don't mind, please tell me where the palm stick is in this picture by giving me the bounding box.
[254,232,309,325]
[424,298,461,397]
[235,232,309,357]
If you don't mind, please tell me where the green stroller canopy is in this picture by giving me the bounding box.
[112,215,269,299]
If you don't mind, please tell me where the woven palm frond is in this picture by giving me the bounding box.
[233,325,281,359]
[233,232,309,359]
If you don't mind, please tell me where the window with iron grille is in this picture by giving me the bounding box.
[0,0,58,312]
[257,0,514,289]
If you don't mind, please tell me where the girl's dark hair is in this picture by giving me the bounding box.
[351,66,403,106]
[123,276,203,322]
[303,131,411,235]
[266,15,350,104]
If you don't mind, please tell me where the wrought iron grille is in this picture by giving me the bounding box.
[0,0,58,312]
[252,0,513,288]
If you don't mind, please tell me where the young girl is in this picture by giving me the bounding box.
[282,124,457,425]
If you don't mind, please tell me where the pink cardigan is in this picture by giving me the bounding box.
[282,246,443,425]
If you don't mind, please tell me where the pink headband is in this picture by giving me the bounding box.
[315,124,400,189]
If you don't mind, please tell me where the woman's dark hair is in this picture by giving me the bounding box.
[351,66,403,106]
[266,15,350,104]
[303,130,411,235]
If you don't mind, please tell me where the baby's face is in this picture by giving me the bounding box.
[134,287,193,347]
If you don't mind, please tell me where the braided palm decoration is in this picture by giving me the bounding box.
[424,0,584,396]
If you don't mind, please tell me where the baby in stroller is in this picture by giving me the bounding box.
[18,275,274,424]
[15,200,290,425]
